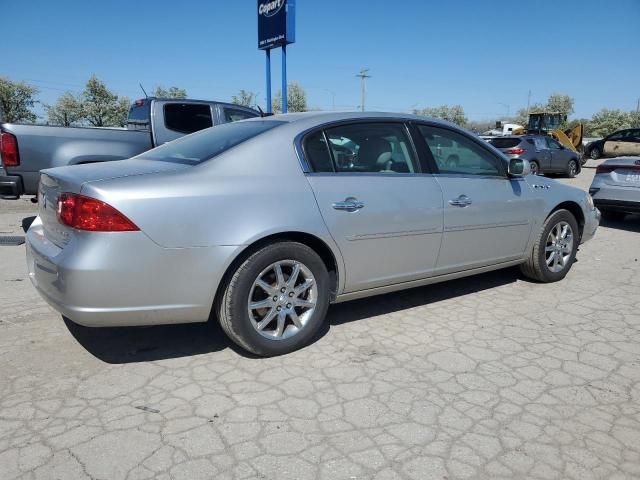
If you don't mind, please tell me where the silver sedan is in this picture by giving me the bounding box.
[26,112,600,356]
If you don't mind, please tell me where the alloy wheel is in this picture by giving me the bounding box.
[545,221,574,273]
[247,260,318,340]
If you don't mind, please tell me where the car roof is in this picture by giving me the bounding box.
[247,111,466,133]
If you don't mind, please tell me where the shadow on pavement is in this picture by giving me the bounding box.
[64,317,235,364]
[66,267,521,363]
[325,267,520,328]
[600,214,640,233]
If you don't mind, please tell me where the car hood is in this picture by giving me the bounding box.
[40,159,189,194]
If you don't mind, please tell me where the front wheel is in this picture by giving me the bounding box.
[565,159,578,178]
[217,242,330,356]
[590,147,601,160]
[520,209,579,283]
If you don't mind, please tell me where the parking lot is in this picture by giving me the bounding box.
[1,162,639,480]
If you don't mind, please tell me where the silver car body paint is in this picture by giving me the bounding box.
[26,112,600,327]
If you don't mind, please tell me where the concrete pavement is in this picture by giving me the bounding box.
[1,161,639,479]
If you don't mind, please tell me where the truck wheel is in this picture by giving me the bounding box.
[520,209,579,283]
[217,242,330,356]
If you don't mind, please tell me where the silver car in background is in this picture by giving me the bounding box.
[26,112,600,356]
[589,157,640,221]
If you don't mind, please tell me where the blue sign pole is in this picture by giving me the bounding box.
[281,44,287,113]
[265,49,272,113]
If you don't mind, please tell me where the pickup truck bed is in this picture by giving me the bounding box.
[0,124,151,198]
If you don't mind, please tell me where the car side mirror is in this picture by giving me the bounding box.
[508,158,531,177]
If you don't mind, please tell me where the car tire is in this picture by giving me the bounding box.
[217,241,330,356]
[600,210,626,222]
[529,160,540,176]
[590,147,601,160]
[520,209,579,283]
[565,159,578,178]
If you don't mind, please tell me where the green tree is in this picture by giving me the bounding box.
[546,93,574,116]
[80,75,129,127]
[153,86,187,98]
[231,89,257,107]
[272,82,307,113]
[0,76,38,123]
[45,91,83,126]
[413,105,467,127]
[589,109,632,137]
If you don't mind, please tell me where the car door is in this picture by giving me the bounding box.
[603,130,630,157]
[625,129,640,156]
[532,136,552,171]
[302,121,444,293]
[414,123,535,273]
[546,137,570,172]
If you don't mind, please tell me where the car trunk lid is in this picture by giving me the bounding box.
[597,158,640,188]
[38,159,188,248]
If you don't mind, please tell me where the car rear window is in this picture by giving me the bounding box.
[135,120,285,165]
[489,138,521,148]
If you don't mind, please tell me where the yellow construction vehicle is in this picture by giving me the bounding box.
[513,112,584,161]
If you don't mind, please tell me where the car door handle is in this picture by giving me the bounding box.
[448,195,472,207]
[332,198,365,212]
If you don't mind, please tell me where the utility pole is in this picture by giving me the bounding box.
[526,90,532,116]
[356,68,371,112]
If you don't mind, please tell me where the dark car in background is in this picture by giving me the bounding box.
[586,128,640,160]
[489,135,581,177]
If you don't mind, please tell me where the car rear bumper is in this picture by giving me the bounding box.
[590,181,640,213]
[593,199,640,214]
[0,174,23,199]
[25,216,242,327]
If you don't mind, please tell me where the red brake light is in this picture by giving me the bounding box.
[57,193,139,232]
[0,131,20,167]
[505,147,526,155]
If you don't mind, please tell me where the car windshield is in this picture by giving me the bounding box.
[136,120,285,165]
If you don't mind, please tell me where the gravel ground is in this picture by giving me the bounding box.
[1,160,639,480]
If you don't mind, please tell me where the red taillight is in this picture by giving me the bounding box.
[0,131,20,167]
[596,163,640,174]
[505,147,526,155]
[57,193,139,232]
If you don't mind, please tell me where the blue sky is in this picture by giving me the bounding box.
[4,0,639,120]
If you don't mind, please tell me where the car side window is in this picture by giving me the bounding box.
[223,107,258,123]
[303,131,335,173]
[417,125,502,176]
[533,137,547,151]
[546,138,562,150]
[323,123,418,174]
[164,103,213,134]
[608,131,625,141]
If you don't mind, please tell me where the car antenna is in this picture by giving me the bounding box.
[255,105,273,118]
[139,83,148,98]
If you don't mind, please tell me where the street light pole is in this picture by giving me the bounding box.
[356,68,371,112]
